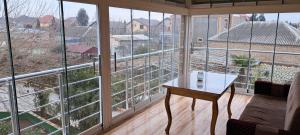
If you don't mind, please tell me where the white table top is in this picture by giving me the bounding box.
[163,71,238,95]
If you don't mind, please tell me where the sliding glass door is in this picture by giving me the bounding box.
[191,12,300,93]
[109,6,182,117]
[0,0,102,134]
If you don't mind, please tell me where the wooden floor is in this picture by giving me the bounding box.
[105,93,252,135]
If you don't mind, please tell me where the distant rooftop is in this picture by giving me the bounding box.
[209,21,300,46]
[111,34,149,41]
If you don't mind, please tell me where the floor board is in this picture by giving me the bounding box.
[105,93,252,135]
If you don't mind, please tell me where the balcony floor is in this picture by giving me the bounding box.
[105,93,252,135]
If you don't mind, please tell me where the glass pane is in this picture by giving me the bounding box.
[249,13,278,89]
[7,0,63,134]
[109,7,132,117]
[228,14,251,50]
[191,15,208,71]
[132,9,149,105]
[63,2,100,133]
[228,50,249,89]
[207,49,226,73]
[173,15,182,77]
[227,14,251,90]
[207,14,229,73]
[149,12,163,96]
[208,14,229,49]
[249,51,273,88]
[0,0,13,134]
[273,54,300,84]
[161,13,174,83]
[273,13,300,84]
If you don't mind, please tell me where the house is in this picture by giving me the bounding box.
[39,15,56,28]
[126,18,160,33]
[67,44,98,58]
[192,14,248,46]
[110,34,149,57]
[207,21,300,65]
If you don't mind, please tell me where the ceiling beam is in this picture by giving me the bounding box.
[109,0,189,15]
[189,3,300,15]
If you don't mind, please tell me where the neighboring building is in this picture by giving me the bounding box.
[110,34,149,57]
[207,21,300,65]
[126,18,160,33]
[110,21,127,35]
[67,44,98,57]
[192,14,248,46]
[64,23,97,46]
[39,15,56,28]
[15,15,37,28]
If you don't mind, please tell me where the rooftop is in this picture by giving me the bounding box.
[111,34,150,41]
[209,21,300,45]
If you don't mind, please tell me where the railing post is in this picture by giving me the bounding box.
[144,56,147,99]
[125,58,129,110]
[7,81,20,135]
[58,74,67,135]
[160,13,165,94]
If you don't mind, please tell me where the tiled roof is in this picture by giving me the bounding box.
[39,15,55,24]
[209,21,300,46]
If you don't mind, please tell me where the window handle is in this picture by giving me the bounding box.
[99,54,102,76]
[114,52,117,72]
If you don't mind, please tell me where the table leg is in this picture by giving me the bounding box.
[211,100,218,135]
[165,89,172,134]
[227,84,235,119]
[191,98,196,111]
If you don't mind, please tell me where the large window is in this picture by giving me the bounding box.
[191,13,300,93]
[63,2,100,134]
[0,0,101,134]
[109,7,182,117]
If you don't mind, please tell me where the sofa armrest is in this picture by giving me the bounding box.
[227,119,292,135]
[254,81,290,99]
[227,119,256,135]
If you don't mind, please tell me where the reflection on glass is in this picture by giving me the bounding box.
[109,7,132,117]
[0,0,13,134]
[132,9,149,105]
[248,13,278,90]
[149,12,163,96]
[6,0,63,134]
[64,2,100,133]
[207,14,229,73]
[191,15,208,71]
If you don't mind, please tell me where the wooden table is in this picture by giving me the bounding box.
[162,71,238,135]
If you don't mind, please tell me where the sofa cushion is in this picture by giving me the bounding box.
[240,95,286,129]
[284,72,300,132]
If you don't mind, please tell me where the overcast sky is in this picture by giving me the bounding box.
[3,0,300,23]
